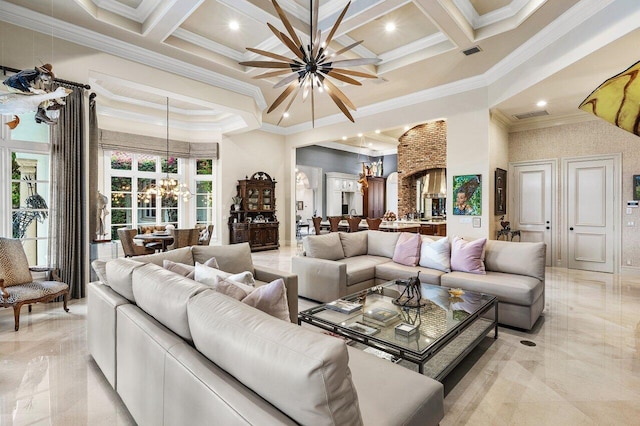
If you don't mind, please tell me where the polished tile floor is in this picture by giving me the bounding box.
[1,246,640,425]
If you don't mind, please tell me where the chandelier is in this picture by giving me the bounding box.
[240,0,380,126]
[141,97,192,203]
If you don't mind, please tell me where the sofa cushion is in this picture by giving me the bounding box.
[241,278,290,322]
[192,243,254,274]
[132,263,209,342]
[187,291,363,426]
[392,232,421,266]
[375,262,445,285]
[105,258,145,302]
[91,259,108,284]
[419,237,451,272]
[484,240,546,281]
[441,271,543,306]
[339,231,368,257]
[451,237,486,274]
[133,247,194,266]
[0,237,32,286]
[367,231,400,258]
[337,256,390,286]
[303,233,345,260]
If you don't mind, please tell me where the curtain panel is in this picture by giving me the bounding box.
[49,83,86,299]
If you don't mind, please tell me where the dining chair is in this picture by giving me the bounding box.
[366,217,382,230]
[198,224,214,245]
[166,228,200,250]
[311,217,327,235]
[118,228,155,257]
[346,217,361,232]
[328,216,342,232]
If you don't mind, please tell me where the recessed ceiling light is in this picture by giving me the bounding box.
[385,22,396,32]
[283,112,290,118]
[229,21,239,31]
[342,136,347,140]
[536,100,547,107]
[375,129,380,134]
[357,133,363,137]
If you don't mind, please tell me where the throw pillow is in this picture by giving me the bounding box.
[0,237,32,286]
[338,232,367,257]
[211,276,253,301]
[91,259,109,284]
[392,232,422,266]
[419,237,451,272]
[302,233,345,260]
[163,257,219,280]
[241,278,290,322]
[194,262,256,286]
[450,237,486,274]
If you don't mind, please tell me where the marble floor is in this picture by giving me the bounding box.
[2,246,640,425]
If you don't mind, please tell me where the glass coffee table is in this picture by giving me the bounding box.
[298,280,498,381]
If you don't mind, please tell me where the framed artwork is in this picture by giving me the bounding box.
[634,175,640,200]
[452,174,482,215]
[495,168,507,215]
[297,201,304,210]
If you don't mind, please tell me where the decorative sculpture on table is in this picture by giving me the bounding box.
[12,177,49,239]
[96,191,110,241]
[393,272,427,308]
[1,64,72,127]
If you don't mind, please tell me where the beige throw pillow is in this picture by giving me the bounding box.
[0,238,32,286]
[163,257,219,280]
[210,276,254,300]
[194,262,256,286]
[241,278,290,322]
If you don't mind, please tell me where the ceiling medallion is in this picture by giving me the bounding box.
[240,0,381,126]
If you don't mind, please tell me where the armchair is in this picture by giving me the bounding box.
[0,238,69,331]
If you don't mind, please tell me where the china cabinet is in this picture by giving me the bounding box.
[229,171,279,251]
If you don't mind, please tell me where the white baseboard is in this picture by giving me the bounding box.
[620,265,640,276]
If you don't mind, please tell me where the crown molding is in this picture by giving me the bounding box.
[0,1,267,110]
[172,28,245,62]
[92,0,161,24]
[508,111,598,133]
[490,109,511,130]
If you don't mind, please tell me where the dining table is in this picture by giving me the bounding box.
[134,233,174,252]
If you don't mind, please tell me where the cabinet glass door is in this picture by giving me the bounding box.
[248,188,259,210]
[262,189,272,210]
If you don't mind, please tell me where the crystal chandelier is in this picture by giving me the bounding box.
[142,97,192,203]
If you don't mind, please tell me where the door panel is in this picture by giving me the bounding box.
[512,163,553,266]
[567,159,614,273]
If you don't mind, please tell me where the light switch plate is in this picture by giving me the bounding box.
[472,217,481,228]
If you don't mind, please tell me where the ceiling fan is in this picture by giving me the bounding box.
[240,0,381,126]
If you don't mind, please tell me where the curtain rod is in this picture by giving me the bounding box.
[1,65,91,90]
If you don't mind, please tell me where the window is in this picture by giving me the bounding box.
[104,150,216,241]
[1,113,51,266]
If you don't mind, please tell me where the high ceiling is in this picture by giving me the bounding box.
[1,0,639,151]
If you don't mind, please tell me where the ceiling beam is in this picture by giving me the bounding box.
[143,0,204,41]
[413,0,474,48]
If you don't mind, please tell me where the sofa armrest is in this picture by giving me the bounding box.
[291,256,347,303]
[254,265,298,324]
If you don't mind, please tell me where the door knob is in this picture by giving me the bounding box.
[569,227,574,231]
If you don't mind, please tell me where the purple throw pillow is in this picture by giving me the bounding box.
[392,232,422,266]
[450,237,486,274]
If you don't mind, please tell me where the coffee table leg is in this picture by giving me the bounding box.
[419,363,424,374]
[494,302,499,339]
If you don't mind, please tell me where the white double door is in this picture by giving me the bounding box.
[511,156,617,272]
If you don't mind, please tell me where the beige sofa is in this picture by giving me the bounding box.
[292,231,546,330]
[88,243,444,426]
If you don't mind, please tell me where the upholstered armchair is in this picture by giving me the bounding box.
[118,228,155,257]
[197,224,214,246]
[0,237,69,331]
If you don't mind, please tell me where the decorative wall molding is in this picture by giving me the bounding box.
[508,111,598,133]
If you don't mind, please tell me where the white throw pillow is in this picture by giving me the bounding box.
[194,262,256,286]
[241,278,290,322]
[162,257,219,280]
[418,237,451,272]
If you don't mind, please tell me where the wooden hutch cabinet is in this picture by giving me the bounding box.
[229,171,279,251]
[363,176,386,218]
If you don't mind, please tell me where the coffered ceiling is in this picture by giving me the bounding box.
[1,0,638,146]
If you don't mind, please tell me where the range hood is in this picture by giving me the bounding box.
[422,168,446,198]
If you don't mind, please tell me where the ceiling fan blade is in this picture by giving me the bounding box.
[246,47,299,64]
[252,69,296,79]
[333,40,363,57]
[324,58,381,68]
[267,23,305,61]
[325,67,377,79]
[323,78,357,110]
[312,29,322,60]
[273,71,303,89]
[325,87,355,123]
[311,84,315,127]
[239,60,295,69]
[271,0,303,48]
[323,1,351,48]
[301,75,310,102]
[311,0,319,46]
[322,70,361,86]
[276,84,302,126]
[267,81,299,113]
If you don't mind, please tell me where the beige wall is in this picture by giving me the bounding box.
[509,119,640,270]
[489,115,510,238]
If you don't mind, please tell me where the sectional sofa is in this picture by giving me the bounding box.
[88,243,444,426]
[292,231,546,330]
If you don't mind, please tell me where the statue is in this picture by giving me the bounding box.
[96,191,110,240]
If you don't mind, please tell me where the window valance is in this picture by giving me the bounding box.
[99,129,218,159]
